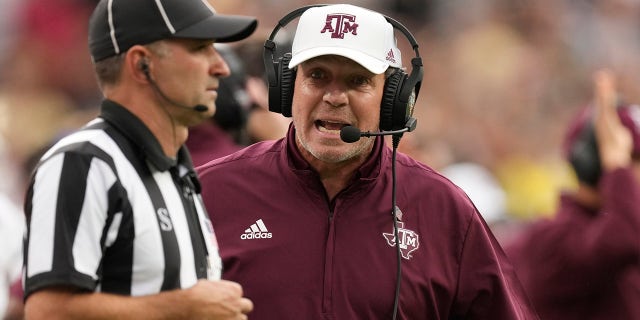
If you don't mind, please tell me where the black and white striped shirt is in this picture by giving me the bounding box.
[24,100,221,298]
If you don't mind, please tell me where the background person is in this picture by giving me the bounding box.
[186,43,290,166]
[186,44,252,166]
[504,69,640,319]
[22,0,257,319]
[197,4,538,319]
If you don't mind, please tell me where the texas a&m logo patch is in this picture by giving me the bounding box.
[321,14,358,39]
[383,218,420,260]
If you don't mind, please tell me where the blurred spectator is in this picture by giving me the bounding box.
[0,0,20,69]
[186,44,251,166]
[0,193,25,320]
[4,0,101,109]
[186,42,290,166]
[1,0,101,194]
[504,70,640,319]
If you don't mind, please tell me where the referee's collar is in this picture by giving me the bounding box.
[99,99,195,171]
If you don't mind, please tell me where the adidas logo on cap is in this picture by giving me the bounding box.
[386,49,396,64]
[240,219,273,240]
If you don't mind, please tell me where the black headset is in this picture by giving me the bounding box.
[568,101,633,186]
[263,5,424,131]
[568,121,601,186]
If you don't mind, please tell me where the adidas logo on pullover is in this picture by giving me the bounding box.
[241,219,272,240]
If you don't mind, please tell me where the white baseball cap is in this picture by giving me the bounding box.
[288,4,402,75]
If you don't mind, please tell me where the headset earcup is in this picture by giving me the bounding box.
[380,70,406,131]
[267,59,283,114]
[279,53,296,117]
[568,123,601,186]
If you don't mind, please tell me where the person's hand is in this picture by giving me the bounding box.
[592,69,633,170]
[186,279,253,319]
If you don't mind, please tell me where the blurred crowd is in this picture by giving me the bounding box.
[2,0,640,318]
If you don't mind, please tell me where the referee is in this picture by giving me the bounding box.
[23,0,256,319]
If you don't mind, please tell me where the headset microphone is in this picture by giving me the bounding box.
[340,118,418,143]
[140,61,209,112]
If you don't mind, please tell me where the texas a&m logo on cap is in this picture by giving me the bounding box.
[321,14,358,39]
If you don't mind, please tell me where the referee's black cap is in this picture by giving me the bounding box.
[88,0,257,62]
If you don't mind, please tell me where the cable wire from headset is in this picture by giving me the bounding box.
[391,134,402,320]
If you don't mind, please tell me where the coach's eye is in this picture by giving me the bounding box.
[310,69,326,80]
[351,75,371,87]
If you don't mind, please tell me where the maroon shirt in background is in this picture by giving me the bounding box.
[197,127,538,319]
[9,278,22,302]
[186,122,243,167]
[505,168,640,320]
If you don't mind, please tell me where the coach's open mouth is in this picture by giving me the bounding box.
[316,120,348,134]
